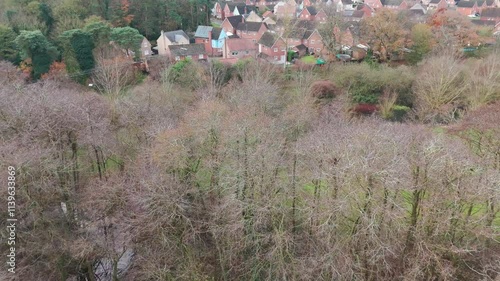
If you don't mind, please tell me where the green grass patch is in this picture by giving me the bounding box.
[300,55,317,65]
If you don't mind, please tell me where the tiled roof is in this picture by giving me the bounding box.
[212,27,223,39]
[226,15,244,28]
[306,6,318,15]
[481,7,500,17]
[456,1,476,7]
[168,44,206,56]
[258,31,279,47]
[236,22,266,32]
[195,26,213,38]
[383,0,404,6]
[163,30,189,43]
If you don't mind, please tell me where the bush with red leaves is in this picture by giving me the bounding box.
[353,103,378,115]
[309,80,341,100]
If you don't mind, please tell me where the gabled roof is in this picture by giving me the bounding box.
[227,2,247,12]
[226,15,244,28]
[410,3,427,11]
[168,44,206,56]
[429,0,442,4]
[383,0,404,6]
[342,0,353,4]
[236,22,266,32]
[306,6,318,15]
[195,26,214,38]
[235,5,257,15]
[226,38,257,51]
[303,29,321,40]
[481,8,500,18]
[212,28,223,39]
[456,1,476,7]
[471,19,496,25]
[162,30,189,43]
[258,31,280,47]
[477,0,494,5]
[294,44,308,51]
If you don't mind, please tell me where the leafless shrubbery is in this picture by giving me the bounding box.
[413,55,468,123]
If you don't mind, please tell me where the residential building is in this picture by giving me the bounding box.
[222,15,245,35]
[168,44,207,61]
[157,30,190,56]
[236,22,268,43]
[258,31,287,62]
[223,38,258,58]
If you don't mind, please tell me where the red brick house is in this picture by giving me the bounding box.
[302,29,324,55]
[275,0,297,18]
[314,9,327,22]
[168,44,207,62]
[222,15,245,35]
[456,1,479,16]
[223,38,258,58]
[213,2,226,19]
[299,6,318,20]
[364,0,383,9]
[195,26,214,54]
[236,22,268,43]
[258,31,287,62]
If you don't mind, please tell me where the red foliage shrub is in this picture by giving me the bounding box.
[353,103,378,115]
[309,80,341,99]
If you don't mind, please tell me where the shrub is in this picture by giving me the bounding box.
[309,80,340,100]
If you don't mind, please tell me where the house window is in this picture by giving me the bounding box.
[199,54,204,59]
[175,56,180,61]
[316,48,321,52]
[187,55,192,59]
[144,50,150,55]
[274,48,278,52]
[304,40,308,44]
[204,39,209,43]
[253,39,256,43]
[311,40,315,44]
[306,14,309,18]
[274,56,278,60]
[232,51,238,56]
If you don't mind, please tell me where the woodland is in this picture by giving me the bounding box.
[0,0,499,280]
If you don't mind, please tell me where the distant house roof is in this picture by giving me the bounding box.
[236,22,266,32]
[410,3,427,11]
[481,7,500,18]
[429,0,441,4]
[212,27,223,39]
[258,31,279,47]
[226,15,244,28]
[294,43,308,52]
[383,0,404,6]
[195,26,213,38]
[226,38,256,51]
[306,6,318,15]
[477,0,494,5]
[456,1,476,7]
[227,2,247,12]
[168,44,206,56]
[471,19,496,25]
[163,30,189,43]
[235,5,257,15]
[342,0,353,4]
